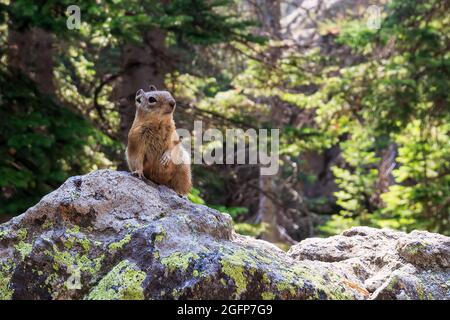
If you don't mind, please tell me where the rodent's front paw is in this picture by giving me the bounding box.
[131,170,144,179]
[160,152,171,166]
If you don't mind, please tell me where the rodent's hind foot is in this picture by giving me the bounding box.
[131,170,145,179]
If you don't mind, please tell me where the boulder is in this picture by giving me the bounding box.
[289,227,450,299]
[0,170,448,300]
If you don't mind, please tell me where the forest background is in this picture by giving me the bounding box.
[0,0,448,248]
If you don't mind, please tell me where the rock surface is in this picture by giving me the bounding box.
[289,227,450,299]
[0,170,448,300]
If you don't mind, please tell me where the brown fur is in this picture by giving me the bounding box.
[126,86,191,195]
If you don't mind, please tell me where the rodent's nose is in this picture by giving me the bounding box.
[169,100,176,108]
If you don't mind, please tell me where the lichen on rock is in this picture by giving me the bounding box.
[108,235,132,251]
[0,262,14,300]
[0,170,448,300]
[220,250,251,298]
[161,251,199,273]
[87,260,146,300]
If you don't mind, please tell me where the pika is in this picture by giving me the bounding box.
[126,85,191,195]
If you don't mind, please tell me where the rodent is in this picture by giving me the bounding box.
[126,85,192,195]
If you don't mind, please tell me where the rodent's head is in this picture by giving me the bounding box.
[135,85,176,117]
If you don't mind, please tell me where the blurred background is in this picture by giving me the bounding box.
[0,0,448,248]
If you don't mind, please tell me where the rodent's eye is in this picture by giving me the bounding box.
[148,97,157,104]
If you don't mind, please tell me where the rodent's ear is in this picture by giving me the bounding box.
[149,85,157,91]
[135,89,145,105]
[136,89,145,97]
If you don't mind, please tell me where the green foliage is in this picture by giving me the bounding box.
[161,0,264,45]
[0,69,115,215]
[187,187,248,220]
[317,0,450,235]
[331,126,379,224]
[233,222,267,238]
[209,205,248,220]
[377,121,450,233]
[318,215,359,236]
[1,0,260,218]
[1,0,448,239]
[179,0,450,236]
[187,187,205,205]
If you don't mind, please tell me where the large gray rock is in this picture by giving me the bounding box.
[288,227,450,299]
[0,170,448,300]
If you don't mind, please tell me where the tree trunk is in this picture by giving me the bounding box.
[254,0,282,39]
[252,0,298,244]
[251,0,315,244]
[371,144,397,208]
[32,28,55,95]
[7,27,55,95]
[256,175,277,241]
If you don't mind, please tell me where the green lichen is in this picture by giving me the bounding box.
[386,275,399,292]
[404,242,427,256]
[124,223,132,230]
[251,249,273,265]
[192,270,199,277]
[155,230,166,243]
[16,229,27,241]
[42,220,53,230]
[14,241,32,260]
[0,275,13,300]
[67,225,80,235]
[13,229,32,261]
[64,235,91,252]
[275,277,297,296]
[47,244,104,277]
[417,283,425,300]
[172,288,181,299]
[308,272,349,299]
[261,292,276,300]
[416,283,433,300]
[108,235,132,251]
[44,226,104,284]
[221,260,246,297]
[220,249,258,298]
[262,273,271,285]
[124,223,140,231]
[80,239,91,251]
[161,251,199,273]
[0,262,14,300]
[86,260,146,300]
[0,229,8,239]
[274,265,356,300]
[45,273,58,286]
